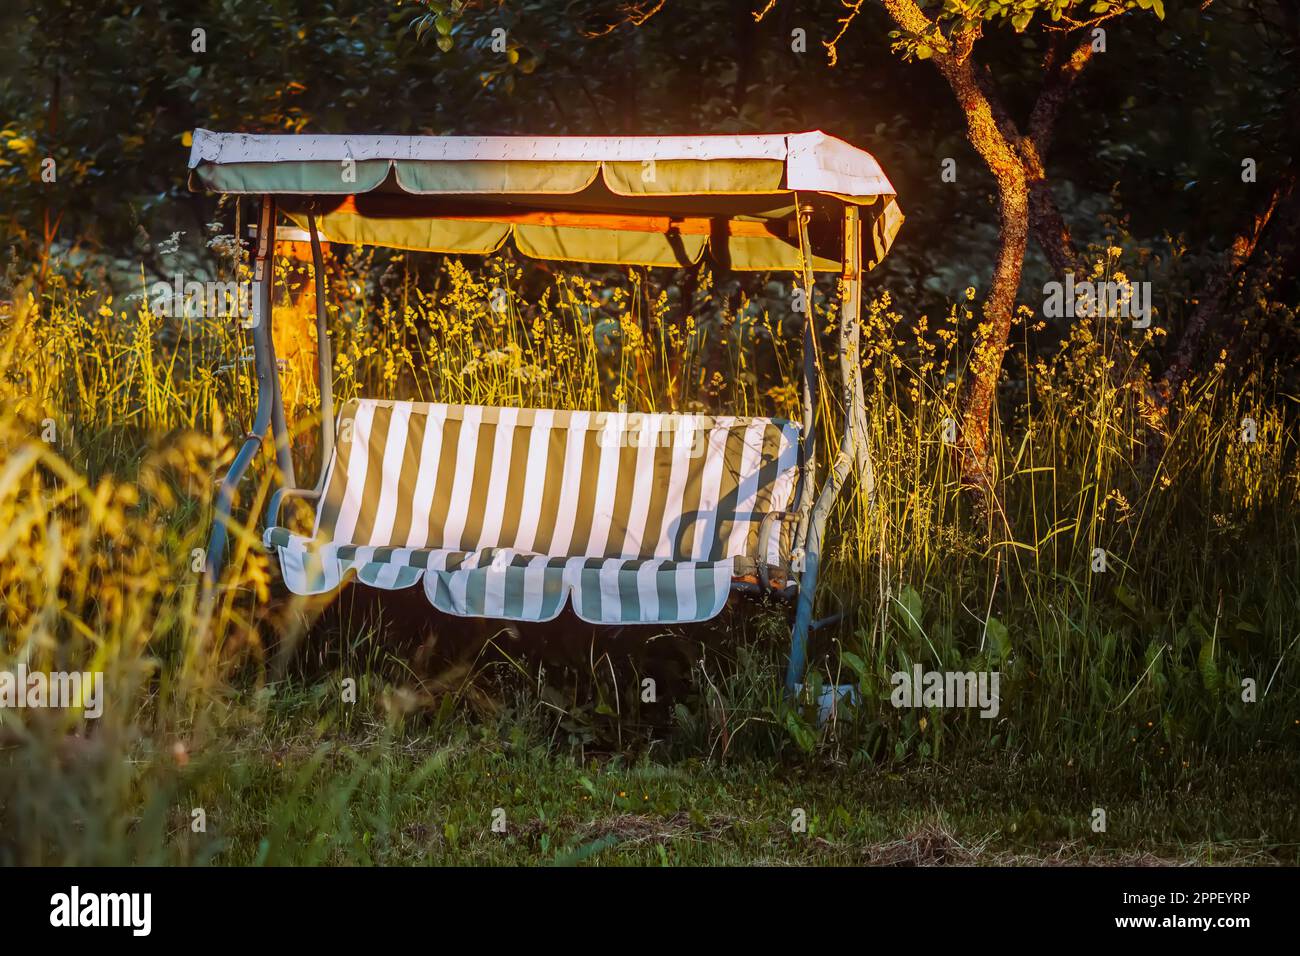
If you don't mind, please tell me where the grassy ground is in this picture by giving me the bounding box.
[1,246,1298,865]
[11,694,1298,866]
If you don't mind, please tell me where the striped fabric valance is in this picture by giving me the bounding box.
[189,130,904,271]
[264,399,800,624]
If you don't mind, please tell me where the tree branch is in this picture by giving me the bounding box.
[1159,166,1297,400]
[1027,30,1096,157]
[582,0,667,38]
[1016,30,1100,276]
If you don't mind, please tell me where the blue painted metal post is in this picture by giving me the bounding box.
[206,195,284,582]
[792,203,819,558]
[786,204,864,696]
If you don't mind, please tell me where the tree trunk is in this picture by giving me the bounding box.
[932,58,1031,503]
[1026,173,1075,276]
[877,1,1033,510]
[959,166,1029,499]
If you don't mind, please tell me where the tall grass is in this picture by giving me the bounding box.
[0,248,1296,862]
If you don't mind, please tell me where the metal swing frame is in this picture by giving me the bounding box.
[200,143,884,697]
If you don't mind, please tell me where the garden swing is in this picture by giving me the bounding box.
[188,129,903,694]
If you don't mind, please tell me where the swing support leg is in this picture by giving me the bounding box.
[206,195,294,581]
[266,210,335,526]
[786,204,871,697]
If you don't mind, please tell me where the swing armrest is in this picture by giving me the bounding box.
[753,510,801,591]
[267,486,322,531]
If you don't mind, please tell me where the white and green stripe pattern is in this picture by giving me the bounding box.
[264,399,799,624]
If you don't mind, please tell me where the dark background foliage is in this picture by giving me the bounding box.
[2,0,1296,359]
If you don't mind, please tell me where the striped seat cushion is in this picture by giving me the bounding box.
[264,399,800,624]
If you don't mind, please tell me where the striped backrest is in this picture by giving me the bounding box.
[314,399,800,563]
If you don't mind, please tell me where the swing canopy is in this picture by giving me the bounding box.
[188,128,902,272]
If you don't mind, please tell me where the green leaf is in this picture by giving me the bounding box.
[839,650,868,680]
[551,834,619,867]
[784,710,816,753]
[895,585,925,642]
[985,616,1011,662]
[1198,639,1221,693]
[1114,582,1140,614]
